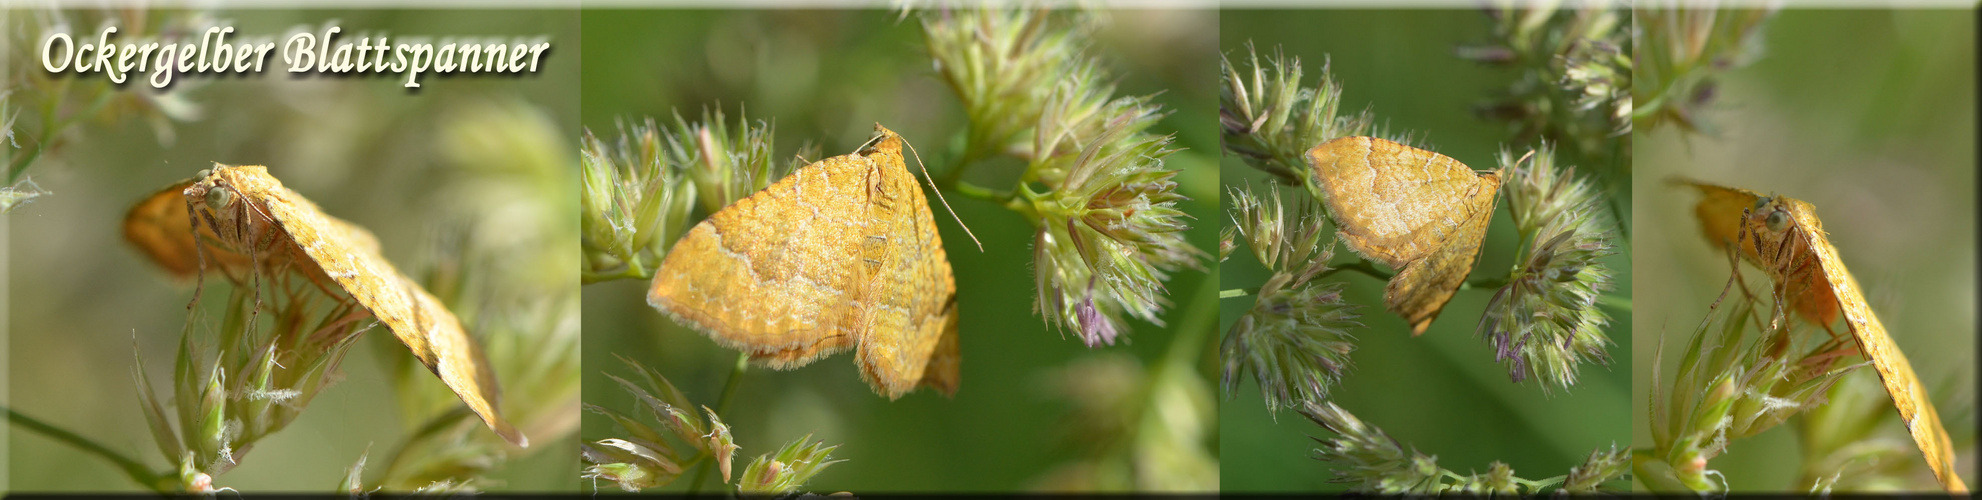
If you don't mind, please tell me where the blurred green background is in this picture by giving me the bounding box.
[1218,10,1634,492]
[1632,10,1975,491]
[5,9,579,491]
[578,9,1220,492]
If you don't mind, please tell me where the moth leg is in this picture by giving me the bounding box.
[1688,208,1767,379]
[186,218,250,286]
[1781,226,1847,343]
[185,197,211,312]
[1727,207,1771,333]
[309,300,375,346]
[1815,313,1845,343]
[237,198,269,334]
[1765,281,1794,333]
[297,259,344,299]
[1703,235,1745,315]
[1739,207,1793,332]
[1768,217,1797,266]
[1798,332,1858,374]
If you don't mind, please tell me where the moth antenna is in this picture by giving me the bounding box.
[853,132,886,157]
[900,134,982,252]
[1482,148,1538,176]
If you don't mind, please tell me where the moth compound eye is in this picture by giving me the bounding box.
[195,168,211,179]
[1765,209,1789,232]
[205,185,236,209]
[1752,197,1771,211]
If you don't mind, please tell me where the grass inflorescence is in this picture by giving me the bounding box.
[579,109,806,284]
[1219,43,1624,396]
[1302,400,1628,494]
[922,6,1203,347]
[581,357,843,495]
[1218,44,1379,186]
[4,8,208,212]
[1630,6,1776,136]
[1219,23,1631,491]
[1220,185,1360,413]
[1637,263,1870,492]
[1477,143,1618,389]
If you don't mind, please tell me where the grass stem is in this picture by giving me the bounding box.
[375,405,474,488]
[686,352,750,495]
[6,406,168,491]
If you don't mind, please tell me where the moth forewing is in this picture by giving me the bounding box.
[1306,136,1500,335]
[1685,182,1966,492]
[125,164,525,447]
[648,125,961,399]
[1800,214,1964,492]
